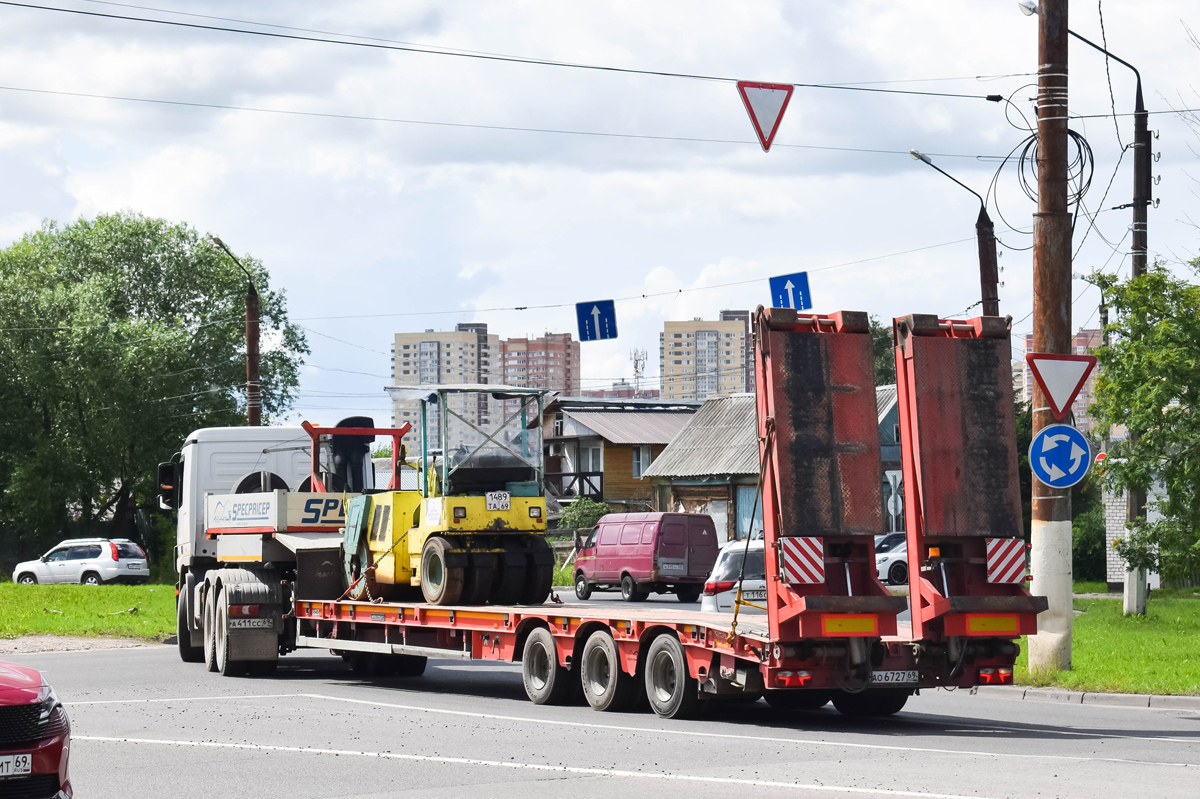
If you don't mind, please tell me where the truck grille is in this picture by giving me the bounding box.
[0,704,68,747]
[0,773,61,799]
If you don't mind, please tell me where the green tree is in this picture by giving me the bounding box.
[559,497,609,531]
[1091,263,1200,584]
[0,213,307,564]
[869,315,896,386]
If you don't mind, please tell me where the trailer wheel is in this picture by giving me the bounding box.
[420,537,465,605]
[202,591,218,673]
[574,573,592,601]
[177,597,203,663]
[580,631,636,712]
[215,592,248,677]
[644,634,704,719]
[393,655,427,678]
[831,690,909,717]
[522,627,573,705]
[763,690,831,711]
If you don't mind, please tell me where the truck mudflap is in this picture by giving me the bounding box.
[210,568,285,663]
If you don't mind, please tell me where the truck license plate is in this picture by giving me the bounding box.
[229,618,273,629]
[0,753,31,777]
[870,670,918,684]
[485,491,511,511]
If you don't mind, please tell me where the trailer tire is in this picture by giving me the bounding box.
[177,597,204,663]
[763,690,831,711]
[831,690,909,717]
[215,593,248,677]
[202,591,218,672]
[580,631,636,712]
[393,655,427,678]
[644,634,703,719]
[522,627,573,705]
[574,573,592,601]
[420,537,465,605]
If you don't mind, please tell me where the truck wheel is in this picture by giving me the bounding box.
[522,627,573,705]
[461,552,497,605]
[421,537,464,605]
[177,597,203,663]
[831,690,909,717]
[215,593,248,677]
[620,574,647,602]
[574,573,592,601]
[580,631,636,712]
[644,634,704,719]
[763,690,831,711]
[675,586,701,603]
[888,562,908,585]
[520,538,553,605]
[203,592,218,673]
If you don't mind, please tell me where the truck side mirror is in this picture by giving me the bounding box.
[158,461,179,510]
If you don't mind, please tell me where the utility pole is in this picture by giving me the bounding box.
[1028,0,1073,672]
[212,237,261,427]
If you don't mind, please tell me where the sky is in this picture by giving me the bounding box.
[1,0,1197,427]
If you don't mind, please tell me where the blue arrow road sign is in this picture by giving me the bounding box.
[1029,423,1091,489]
[576,300,618,342]
[768,271,812,310]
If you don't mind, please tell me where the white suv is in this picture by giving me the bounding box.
[12,539,150,585]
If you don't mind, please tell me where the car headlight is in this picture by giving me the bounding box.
[36,684,60,721]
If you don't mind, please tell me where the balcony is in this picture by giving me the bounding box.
[546,471,603,501]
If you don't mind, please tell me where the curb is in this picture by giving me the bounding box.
[974,685,1200,711]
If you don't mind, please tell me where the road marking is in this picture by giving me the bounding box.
[66,692,1197,767]
[73,735,998,799]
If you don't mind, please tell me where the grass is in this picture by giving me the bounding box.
[552,563,574,588]
[1073,580,1111,594]
[1015,596,1200,695]
[0,584,176,641]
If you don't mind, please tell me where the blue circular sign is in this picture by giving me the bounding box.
[1029,424,1092,488]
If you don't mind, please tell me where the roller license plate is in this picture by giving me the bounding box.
[485,491,511,511]
[870,670,918,684]
[0,753,31,777]
[229,618,273,629]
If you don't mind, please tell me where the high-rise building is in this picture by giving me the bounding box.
[658,316,749,402]
[497,332,581,416]
[719,310,755,392]
[1020,328,1103,435]
[391,323,499,450]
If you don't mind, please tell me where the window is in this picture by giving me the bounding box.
[67,545,101,560]
[580,444,602,472]
[46,548,70,563]
[619,524,641,545]
[631,445,652,478]
[553,411,564,437]
[736,486,765,539]
[599,524,618,546]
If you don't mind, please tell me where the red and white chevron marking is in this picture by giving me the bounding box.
[780,537,825,585]
[986,537,1027,584]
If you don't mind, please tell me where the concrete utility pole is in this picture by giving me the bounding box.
[212,237,262,427]
[1028,0,1073,672]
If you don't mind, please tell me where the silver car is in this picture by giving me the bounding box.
[12,538,149,585]
[876,540,909,585]
[700,539,767,614]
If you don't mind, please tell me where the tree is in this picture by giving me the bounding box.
[0,213,307,564]
[559,497,609,531]
[1090,263,1200,584]
[869,315,897,386]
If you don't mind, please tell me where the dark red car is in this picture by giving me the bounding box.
[0,661,71,798]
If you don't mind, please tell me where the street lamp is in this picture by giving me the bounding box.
[211,236,262,427]
[910,150,1000,317]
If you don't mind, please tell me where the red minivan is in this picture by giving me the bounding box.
[573,512,719,603]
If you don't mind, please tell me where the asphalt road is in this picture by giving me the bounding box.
[10,643,1197,799]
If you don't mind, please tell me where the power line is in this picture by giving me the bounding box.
[0,1,1012,103]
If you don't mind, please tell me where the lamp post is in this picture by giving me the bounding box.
[212,236,261,427]
[910,150,1000,317]
[1019,0,1149,616]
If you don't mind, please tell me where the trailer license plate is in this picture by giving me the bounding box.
[229,618,273,629]
[870,670,918,684]
[0,753,31,777]
[486,491,511,511]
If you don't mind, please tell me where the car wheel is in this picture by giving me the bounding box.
[644,634,705,719]
[574,573,592,601]
[81,572,102,586]
[620,574,647,602]
[579,631,636,712]
[888,561,908,585]
[675,586,701,603]
[16,573,36,585]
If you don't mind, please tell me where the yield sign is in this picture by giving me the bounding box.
[1025,352,1097,421]
[736,81,794,152]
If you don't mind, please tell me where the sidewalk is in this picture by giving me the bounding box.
[975,684,1200,711]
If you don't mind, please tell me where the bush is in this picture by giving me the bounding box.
[559,497,609,531]
[1073,504,1106,583]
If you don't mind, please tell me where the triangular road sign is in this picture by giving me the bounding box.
[1025,353,1097,421]
[736,81,794,152]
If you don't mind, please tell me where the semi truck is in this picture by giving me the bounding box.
[161,309,1046,718]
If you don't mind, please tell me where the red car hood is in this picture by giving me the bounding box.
[0,660,43,706]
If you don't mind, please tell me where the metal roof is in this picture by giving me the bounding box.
[876,384,898,424]
[563,410,694,445]
[641,394,760,478]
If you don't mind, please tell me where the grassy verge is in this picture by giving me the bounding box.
[552,563,574,588]
[0,584,175,641]
[1073,580,1111,594]
[1015,596,1200,695]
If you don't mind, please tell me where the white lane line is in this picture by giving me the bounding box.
[65,692,1196,768]
[72,735,997,799]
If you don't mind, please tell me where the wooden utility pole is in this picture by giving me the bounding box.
[1028,0,1073,671]
[213,236,261,426]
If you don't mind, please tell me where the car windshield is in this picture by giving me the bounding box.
[711,548,766,582]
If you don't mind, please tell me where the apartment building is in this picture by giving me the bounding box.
[391,323,499,451]
[658,315,749,402]
[717,310,756,393]
[497,333,581,416]
[1020,328,1102,435]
